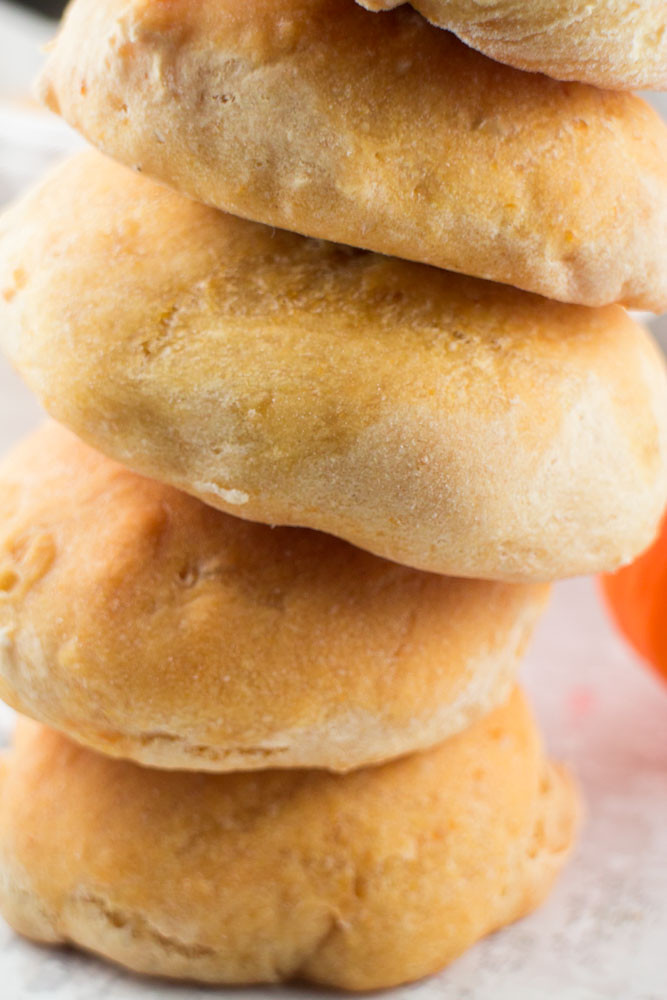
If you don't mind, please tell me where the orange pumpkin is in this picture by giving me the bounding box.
[600,516,667,682]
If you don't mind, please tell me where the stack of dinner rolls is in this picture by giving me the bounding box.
[0,0,665,990]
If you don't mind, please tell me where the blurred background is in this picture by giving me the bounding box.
[0,2,665,998]
[13,0,61,12]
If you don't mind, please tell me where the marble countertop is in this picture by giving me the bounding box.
[0,6,665,998]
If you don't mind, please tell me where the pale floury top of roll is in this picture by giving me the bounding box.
[0,424,549,773]
[37,0,667,310]
[1,153,666,582]
[357,1,667,91]
[0,694,578,989]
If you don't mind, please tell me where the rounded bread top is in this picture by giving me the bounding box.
[0,424,548,772]
[0,692,578,990]
[36,0,667,310]
[1,153,666,581]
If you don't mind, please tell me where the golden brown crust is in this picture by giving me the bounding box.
[2,153,667,582]
[358,1,667,91]
[37,0,667,309]
[0,693,579,990]
[0,423,549,772]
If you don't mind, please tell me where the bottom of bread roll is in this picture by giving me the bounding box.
[0,689,578,991]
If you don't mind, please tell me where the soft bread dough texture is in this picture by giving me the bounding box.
[0,424,549,772]
[357,1,667,91]
[0,694,578,990]
[1,153,667,582]
[37,0,667,310]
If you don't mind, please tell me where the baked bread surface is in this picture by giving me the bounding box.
[0,692,578,989]
[36,0,667,309]
[0,423,549,772]
[2,153,667,582]
[358,0,667,90]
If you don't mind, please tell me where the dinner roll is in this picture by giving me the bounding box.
[357,1,667,91]
[37,0,667,309]
[0,693,578,989]
[0,423,548,772]
[2,154,666,582]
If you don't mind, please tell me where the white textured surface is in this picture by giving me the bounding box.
[0,6,665,998]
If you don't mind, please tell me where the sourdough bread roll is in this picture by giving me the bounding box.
[37,0,667,309]
[0,423,549,772]
[1,153,667,582]
[357,1,667,91]
[0,693,578,990]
